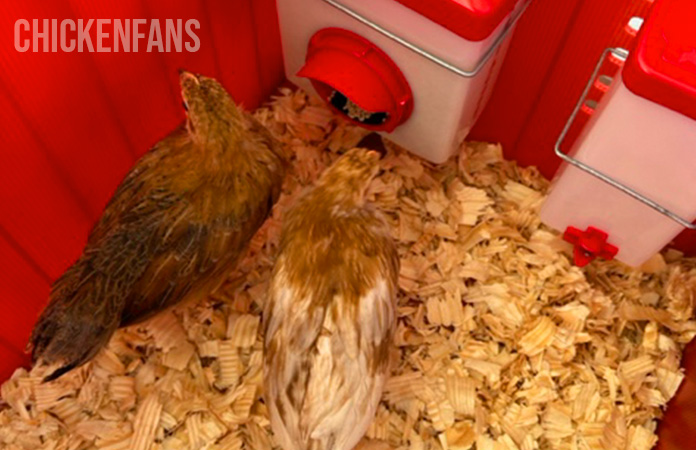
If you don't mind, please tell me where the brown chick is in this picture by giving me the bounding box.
[29,71,286,382]
[263,148,399,450]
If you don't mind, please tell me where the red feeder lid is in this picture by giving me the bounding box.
[623,0,696,122]
[394,0,520,42]
[298,28,413,132]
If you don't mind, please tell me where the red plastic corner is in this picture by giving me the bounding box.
[563,226,619,267]
[623,0,696,122]
[394,0,520,42]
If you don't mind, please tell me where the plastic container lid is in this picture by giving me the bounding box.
[623,0,696,121]
[394,0,520,42]
[298,28,413,132]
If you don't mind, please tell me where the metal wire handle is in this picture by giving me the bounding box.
[322,0,533,78]
[555,47,696,230]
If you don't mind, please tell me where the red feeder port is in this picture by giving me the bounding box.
[297,28,413,133]
[563,226,619,267]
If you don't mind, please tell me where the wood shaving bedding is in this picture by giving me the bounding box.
[1,88,696,450]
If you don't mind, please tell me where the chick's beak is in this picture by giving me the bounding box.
[179,69,200,86]
[366,150,381,163]
[356,133,387,159]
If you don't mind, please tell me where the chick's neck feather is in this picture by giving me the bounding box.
[186,99,244,152]
[315,166,372,211]
[186,103,288,181]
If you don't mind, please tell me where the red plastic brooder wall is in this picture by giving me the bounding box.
[470,0,654,176]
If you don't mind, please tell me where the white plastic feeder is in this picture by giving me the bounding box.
[540,0,696,268]
[276,0,530,163]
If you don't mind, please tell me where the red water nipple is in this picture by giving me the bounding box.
[563,226,619,267]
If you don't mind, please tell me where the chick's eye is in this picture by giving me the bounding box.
[182,101,189,112]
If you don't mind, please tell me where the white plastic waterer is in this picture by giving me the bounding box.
[276,0,530,163]
[540,0,696,268]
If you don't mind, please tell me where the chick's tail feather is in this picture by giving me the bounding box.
[28,258,131,382]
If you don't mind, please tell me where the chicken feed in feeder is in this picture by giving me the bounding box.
[328,90,389,127]
[1,89,695,450]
